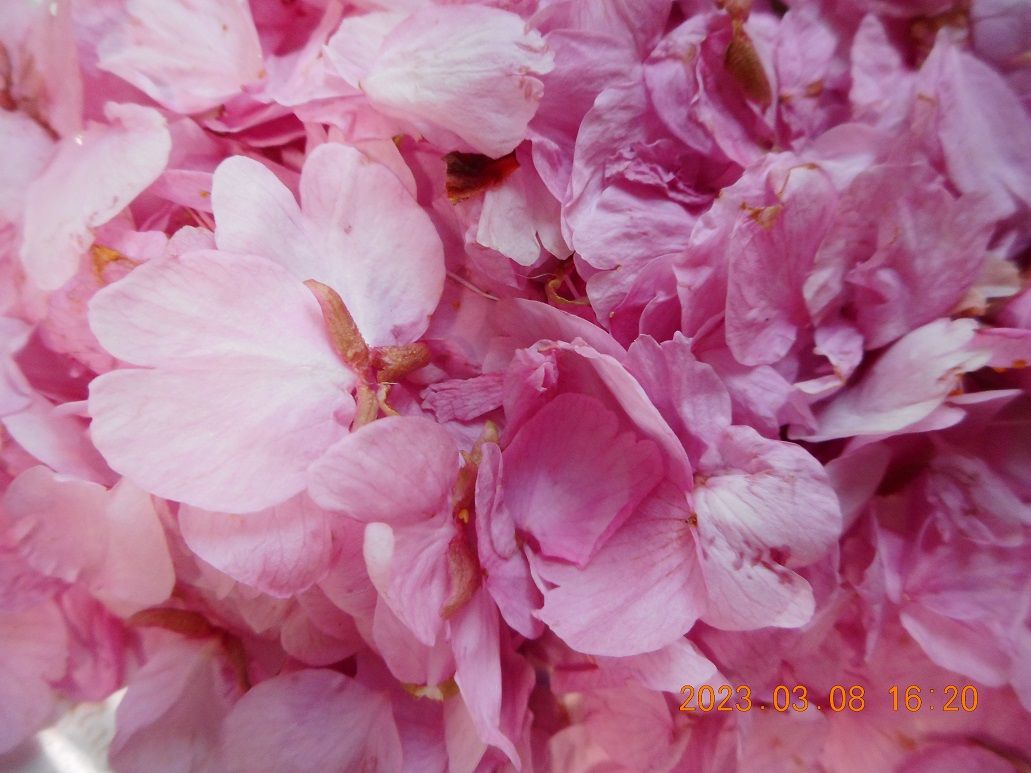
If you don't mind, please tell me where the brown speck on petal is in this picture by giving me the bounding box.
[91,244,138,282]
[445,150,519,203]
[128,608,217,638]
[440,536,481,619]
[725,20,772,110]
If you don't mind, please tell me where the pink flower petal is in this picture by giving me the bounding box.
[110,639,243,773]
[212,143,444,346]
[88,251,356,512]
[502,392,662,566]
[308,415,458,523]
[179,493,335,598]
[97,0,265,114]
[220,669,403,773]
[352,5,553,157]
[533,482,706,656]
[20,104,171,290]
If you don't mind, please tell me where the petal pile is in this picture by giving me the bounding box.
[1,0,1031,770]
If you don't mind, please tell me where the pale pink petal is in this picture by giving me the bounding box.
[356,5,553,158]
[97,0,265,114]
[421,373,505,423]
[3,395,114,484]
[502,392,662,566]
[801,319,987,442]
[1,466,108,584]
[20,104,171,290]
[693,426,841,630]
[696,525,816,631]
[696,426,842,566]
[0,319,35,417]
[450,589,525,767]
[2,467,173,616]
[370,599,455,686]
[212,143,444,345]
[308,415,458,523]
[88,477,174,617]
[570,685,689,772]
[625,334,732,461]
[88,252,356,512]
[0,111,54,228]
[110,639,243,773]
[920,34,1031,220]
[220,670,403,773]
[0,602,67,754]
[552,638,719,695]
[90,364,353,513]
[849,15,912,125]
[476,161,569,265]
[179,493,335,598]
[88,250,341,368]
[474,443,543,639]
[280,591,363,667]
[725,164,837,365]
[364,516,455,646]
[533,483,706,656]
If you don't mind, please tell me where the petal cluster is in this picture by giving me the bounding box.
[1,0,1031,770]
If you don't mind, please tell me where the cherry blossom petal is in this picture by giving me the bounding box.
[109,639,242,773]
[97,0,265,114]
[179,493,335,598]
[20,104,171,290]
[220,670,403,773]
[88,252,356,512]
[308,415,458,523]
[347,5,554,157]
[533,483,707,656]
[502,392,662,566]
[212,143,444,345]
